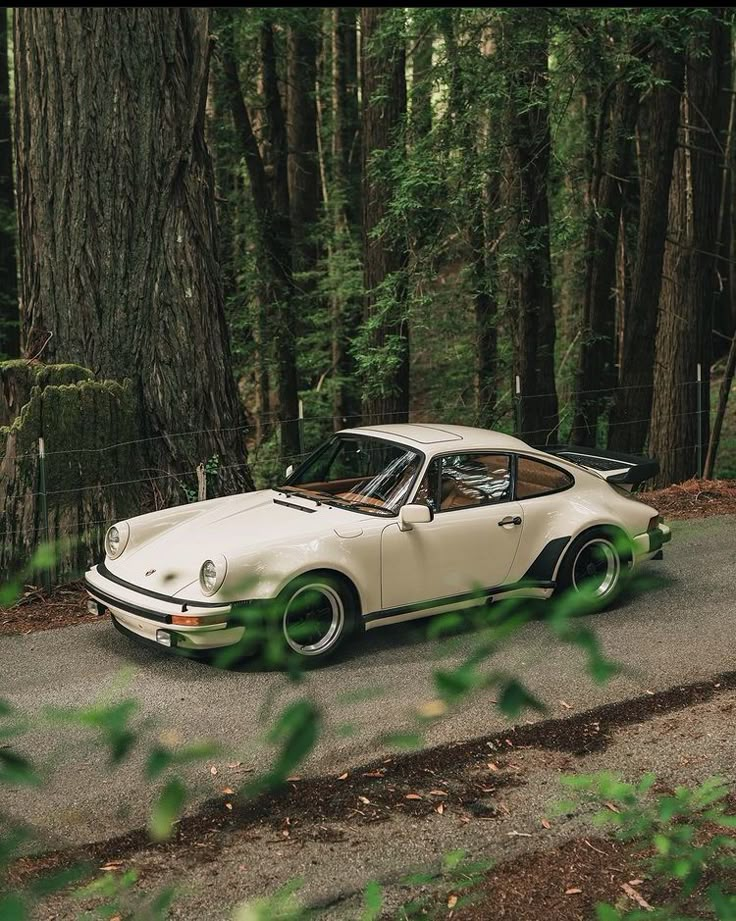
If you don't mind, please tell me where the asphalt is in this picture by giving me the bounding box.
[1,514,734,860]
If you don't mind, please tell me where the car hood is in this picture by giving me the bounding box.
[106,489,373,597]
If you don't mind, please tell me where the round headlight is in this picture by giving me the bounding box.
[105,522,130,559]
[199,555,227,596]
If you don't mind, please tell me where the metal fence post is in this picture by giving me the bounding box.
[38,437,52,593]
[696,363,703,478]
[298,398,305,456]
[514,375,522,437]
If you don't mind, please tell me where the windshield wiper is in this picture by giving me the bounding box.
[330,497,394,516]
[276,486,325,504]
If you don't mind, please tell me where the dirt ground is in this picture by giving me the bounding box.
[0,581,98,636]
[640,477,736,520]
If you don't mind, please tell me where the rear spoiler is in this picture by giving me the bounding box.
[544,445,659,489]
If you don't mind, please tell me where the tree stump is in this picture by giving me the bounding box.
[1,361,141,584]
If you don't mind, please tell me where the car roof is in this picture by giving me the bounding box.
[339,423,535,453]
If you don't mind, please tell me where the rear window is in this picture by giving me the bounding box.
[516,457,573,499]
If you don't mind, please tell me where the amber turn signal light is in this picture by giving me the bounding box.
[171,613,228,627]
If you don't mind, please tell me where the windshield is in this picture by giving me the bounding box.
[279,435,423,515]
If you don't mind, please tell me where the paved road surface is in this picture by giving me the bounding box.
[1,515,733,851]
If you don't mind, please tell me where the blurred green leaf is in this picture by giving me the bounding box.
[361,880,383,921]
[149,778,186,842]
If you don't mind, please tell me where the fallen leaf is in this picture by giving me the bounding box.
[405,793,422,800]
[429,790,448,796]
[225,803,233,811]
[541,818,551,829]
[560,700,573,710]
[621,882,652,910]
[286,776,301,782]
[282,829,290,837]
[210,765,218,776]
[338,772,349,780]
[447,894,458,909]
[565,887,582,895]
[604,801,621,814]
[362,770,383,778]
[100,862,123,871]
[358,796,370,805]
[227,761,243,769]
[436,803,445,815]
[487,762,499,772]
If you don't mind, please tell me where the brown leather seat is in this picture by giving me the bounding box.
[440,473,481,510]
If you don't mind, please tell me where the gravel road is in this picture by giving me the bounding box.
[1,514,733,857]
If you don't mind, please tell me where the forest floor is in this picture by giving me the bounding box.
[2,477,734,638]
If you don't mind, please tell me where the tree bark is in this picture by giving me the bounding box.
[360,7,409,424]
[287,12,321,274]
[571,76,639,446]
[649,14,727,485]
[221,16,301,459]
[261,23,301,458]
[0,8,18,358]
[15,8,252,495]
[501,9,558,445]
[608,45,685,454]
[443,12,498,429]
[330,8,362,427]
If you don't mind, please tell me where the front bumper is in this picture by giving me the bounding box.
[632,522,672,561]
[85,565,246,651]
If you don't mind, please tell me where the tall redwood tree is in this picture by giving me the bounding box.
[14,8,251,492]
[360,7,409,424]
[0,7,17,358]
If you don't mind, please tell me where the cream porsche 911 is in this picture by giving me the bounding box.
[85,424,671,664]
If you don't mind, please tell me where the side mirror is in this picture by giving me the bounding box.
[285,464,295,478]
[398,503,433,532]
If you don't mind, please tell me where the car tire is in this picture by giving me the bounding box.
[276,572,360,666]
[555,527,631,613]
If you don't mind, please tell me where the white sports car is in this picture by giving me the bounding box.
[85,424,671,663]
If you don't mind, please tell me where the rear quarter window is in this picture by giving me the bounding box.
[516,457,573,499]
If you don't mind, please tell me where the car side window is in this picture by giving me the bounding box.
[438,454,511,511]
[515,456,573,499]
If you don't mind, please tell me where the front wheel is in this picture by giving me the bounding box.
[556,529,630,612]
[277,573,359,665]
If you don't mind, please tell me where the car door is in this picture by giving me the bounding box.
[380,452,524,612]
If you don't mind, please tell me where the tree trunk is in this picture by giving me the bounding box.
[261,23,301,459]
[0,8,18,358]
[287,13,321,282]
[220,16,301,460]
[501,9,558,445]
[571,77,639,446]
[14,9,251,496]
[330,8,362,427]
[360,8,409,424]
[649,14,727,485]
[608,45,685,454]
[443,12,498,429]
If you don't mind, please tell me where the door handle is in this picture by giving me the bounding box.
[498,516,522,527]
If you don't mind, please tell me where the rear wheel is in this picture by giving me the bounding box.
[278,573,359,665]
[556,528,630,611]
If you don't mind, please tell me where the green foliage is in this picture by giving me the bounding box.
[565,773,736,919]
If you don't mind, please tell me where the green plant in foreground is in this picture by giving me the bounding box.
[563,773,736,920]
